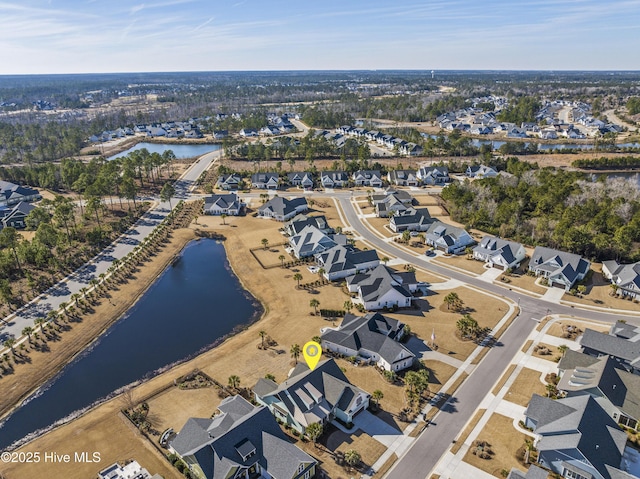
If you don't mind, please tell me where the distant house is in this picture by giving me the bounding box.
[239,128,259,137]
[212,130,228,140]
[466,165,498,179]
[289,225,338,259]
[524,394,630,479]
[424,221,474,254]
[602,260,640,299]
[97,461,160,479]
[417,166,450,186]
[258,196,308,222]
[253,358,370,434]
[215,174,242,190]
[346,265,416,311]
[399,142,423,156]
[388,169,419,187]
[315,245,380,281]
[371,189,414,218]
[203,193,244,216]
[579,323,640,374]
[390,208,434,233]
[321,312,414,372]
[557,352,640,431]
[528,246,590,291]
[251,172,279,190]
[473,236,526,270]
[352,170,383,187]
[287,172,314,189]
[0,202,36,229]
[146,127,167,137]
[170,395,317,479]
[284,214,332,237]
[0,181,41,207]
[320,171,349,188]
[259,125,280,136]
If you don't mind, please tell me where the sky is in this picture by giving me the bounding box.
[1,0,640,74]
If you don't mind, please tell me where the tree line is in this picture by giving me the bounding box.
[441,158,640,262]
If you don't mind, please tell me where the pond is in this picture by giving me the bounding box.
[0,239,260,451]
[108,142,221,160]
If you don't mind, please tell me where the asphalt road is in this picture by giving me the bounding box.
[0,151,219,348]
[334,196,637,479]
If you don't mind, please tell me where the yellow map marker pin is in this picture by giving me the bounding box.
[303,341,322,371]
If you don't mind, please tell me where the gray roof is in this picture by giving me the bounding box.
[316,245,379,276]
[473,236,523,265]
[558,349,600,372]
[286,171,313,183]
[425,220,473,248]
[170,396,315,479]
[606,260,640,293]
[251,172,279,184]
[203,193,242,211]
[258,196,307,217]
[320,171,348,182]
[391,208,433,228]
[526,394,627,479]
[389,169,418,183]
[254,359,370,429]
[529,246,590,285]
[611,321,640,340]
[507,465,549,479]
[347,265,413,302]
[289,225,337,258]
[580,328,640,364]
[0,180,40,202]
[321,313,414,366]
[285,214,332,236]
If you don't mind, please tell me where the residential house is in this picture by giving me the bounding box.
[321,312,415,372]
[466,165,498,179]
[473,236,526,270]
[320,171,349,189]
[346,264,415,311]
[253,358,370,434]
[388,169,419,187]
[212,130,228,140]
[203,194,244,216]
[557,352,640,431]
[417,166,450,186]
[506,465,549,479]
[251,172,279,190]
[0,181,41,207]
[424,221,475,254]
[284,214,332,237]
[170,395,316,479]
[215,174,242,191]
[579,323,640,374]
[602,260,640,299]
[0,202,36,229]
[98,461,162,479]
[352,170,383,188]
[315,245,380,281]
[371,189,414,218]
[287,172,314,189]
[146,127,167,137]
[528,246,590,291]
[399,142,423,156]
[524,394,630,479]
[258,196,308,222]
[289,225,338,259]
[390,208,434,233]
[239,128,258,137]
[259,125,280,136]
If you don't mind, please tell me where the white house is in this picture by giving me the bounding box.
[346,265,414,311]
[424,221,475,254]
[473,236,526,270]
[258,196,308,222]
[203,193,244,216]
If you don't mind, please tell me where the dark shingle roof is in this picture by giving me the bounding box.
[581,328,640,363]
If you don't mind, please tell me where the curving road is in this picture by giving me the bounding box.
[334,196,638,479]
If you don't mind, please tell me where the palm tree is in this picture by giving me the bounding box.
[381,256,390,265]
[317,267,325,279]
[259,330,267,349]
[279,254,286,267]
[558,344,569,356]
[372,390,384,407]
[293,273,303,288]
[261,238,269,250]
[306,422,323,445]
[310,298,320,314]
[34,317,46,335]
[344,449,361,470]
[290,344,301,364]
[3,337,16,354]
[71,293,80,307]
[312,335,322,344]
[228,375,241,390]
[22,326,34,343]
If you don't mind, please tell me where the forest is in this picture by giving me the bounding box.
[441,158,640,262]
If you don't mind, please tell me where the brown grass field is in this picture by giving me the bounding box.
[432,255,488,275]
[561,267,640,311]
[505,368,547,407]
[462,413,529,477]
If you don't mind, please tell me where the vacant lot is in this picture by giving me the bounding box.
[433,254,488,275]
[505,368,547,407]
[463,413,529,477]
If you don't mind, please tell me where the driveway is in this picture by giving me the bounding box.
[541,286,566,303]
[353,410,403,447]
